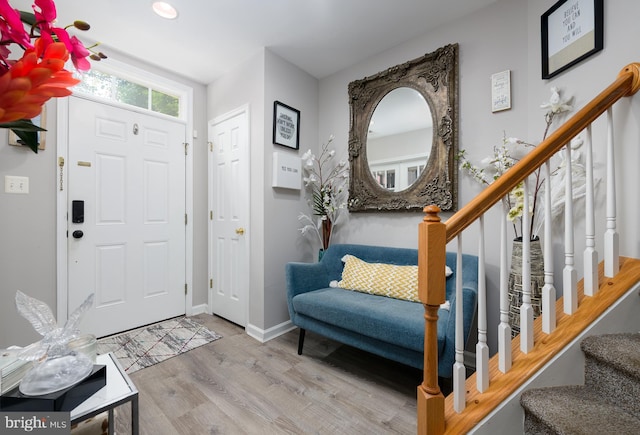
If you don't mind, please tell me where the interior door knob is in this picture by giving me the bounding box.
[235,227,245,235]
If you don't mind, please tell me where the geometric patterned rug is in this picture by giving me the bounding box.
[96,316,221,373]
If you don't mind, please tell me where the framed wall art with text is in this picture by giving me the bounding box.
[273,101,300,150]
[541,0,603,79]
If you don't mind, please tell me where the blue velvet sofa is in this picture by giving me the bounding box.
[285,243,479,378]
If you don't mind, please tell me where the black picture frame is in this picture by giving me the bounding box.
[541,0,603,79]
[272,101,300,150]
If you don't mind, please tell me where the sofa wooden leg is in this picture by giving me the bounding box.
[297,328,306,355]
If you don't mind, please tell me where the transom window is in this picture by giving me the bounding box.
[74,68,182,119]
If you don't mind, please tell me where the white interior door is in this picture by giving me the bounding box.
[67,96,186,337]
[208,107,250,326]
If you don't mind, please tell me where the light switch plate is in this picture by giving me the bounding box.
[5,175,29,194]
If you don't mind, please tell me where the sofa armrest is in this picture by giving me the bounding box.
[285,261,330,323]
[285,261,330,300]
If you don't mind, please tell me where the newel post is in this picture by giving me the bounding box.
[417,205,446,435]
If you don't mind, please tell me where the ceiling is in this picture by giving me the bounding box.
[41,0,498,84]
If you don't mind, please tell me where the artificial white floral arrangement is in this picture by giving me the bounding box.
[298,135,349,250]
[458,87,587,240]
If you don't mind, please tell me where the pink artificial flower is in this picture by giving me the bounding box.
[52,28,90,71]
[0,0,32,48]
[32,0,57,31]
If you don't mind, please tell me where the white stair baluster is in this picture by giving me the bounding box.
[542,160,556,334]
[453,236,466,412]
[584,125,599,296]
[604,108,619,277]
[520,177,534,353]
[564,144,578,314]
[498,200,512,372]
[476,216,489,392]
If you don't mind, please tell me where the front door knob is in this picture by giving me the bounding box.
[72,230,84,239]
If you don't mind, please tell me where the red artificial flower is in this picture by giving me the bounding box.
[0,39,80,123]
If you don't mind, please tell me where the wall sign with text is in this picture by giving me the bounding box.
[273,101,300,150]
[541,0,603,79]
[491,70,511,112]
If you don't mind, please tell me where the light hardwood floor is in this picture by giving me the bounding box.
[113,313,422,434]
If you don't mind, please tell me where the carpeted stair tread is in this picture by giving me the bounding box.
[580,333,640,379]
[521,385,640,435]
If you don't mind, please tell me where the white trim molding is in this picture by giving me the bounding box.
[246,321,296,343]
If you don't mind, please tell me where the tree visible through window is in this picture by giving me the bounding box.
[74,70,181,118]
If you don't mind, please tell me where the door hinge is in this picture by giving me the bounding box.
[184,142,189,155]
[209,278,213,289]
[210,210,213,220]
[185,213,188,225]
[208,141,213,152]
[185,283,188,295]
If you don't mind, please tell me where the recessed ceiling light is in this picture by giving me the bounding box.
[152,1,178,20]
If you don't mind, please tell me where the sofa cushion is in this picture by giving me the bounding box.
[335,254,452,303]
[291,287,448,353]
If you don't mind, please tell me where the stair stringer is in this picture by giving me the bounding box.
[469,283,640,435]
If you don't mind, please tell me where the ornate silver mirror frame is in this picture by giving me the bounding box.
[347,43,459,212]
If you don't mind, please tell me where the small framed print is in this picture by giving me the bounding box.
[8,106,47,150]
[541,0,603,79]
[491,70,511,112]
[273,101,300,150]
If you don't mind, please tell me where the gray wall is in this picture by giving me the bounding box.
[207,50,267,329]
[2,0,638,350]
[206,49,318,332]
[317,0,640,352]
[0,101,58,347]
[263,50,319,329]
[0,47,209,348]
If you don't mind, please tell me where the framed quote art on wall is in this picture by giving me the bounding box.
[272,101,300,150]
[541,0,603,79]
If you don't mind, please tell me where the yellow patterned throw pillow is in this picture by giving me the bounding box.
[335,254,452,303]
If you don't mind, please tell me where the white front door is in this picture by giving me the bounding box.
[208,106,250,326]
[67,96,186,337]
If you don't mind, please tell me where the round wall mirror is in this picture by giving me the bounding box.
[367,87,432,192]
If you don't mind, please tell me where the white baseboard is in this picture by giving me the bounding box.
[246,320,296,343]
[190,303,209,316]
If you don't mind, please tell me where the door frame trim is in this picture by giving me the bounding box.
[56,90,194,323]
[207,104,251,324]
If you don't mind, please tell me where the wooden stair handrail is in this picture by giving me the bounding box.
[418,62,640,435]
[445,63,640,242]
